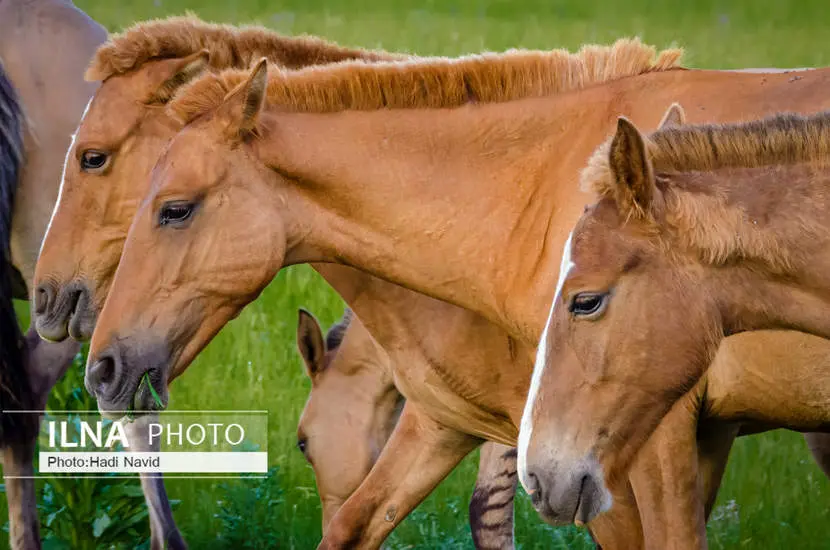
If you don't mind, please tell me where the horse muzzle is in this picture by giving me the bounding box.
[33,278,97,342]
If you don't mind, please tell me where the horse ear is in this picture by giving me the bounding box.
[658,103,686,129]
[224,58,268,139]
[151,50,210,103]
[608,117,655,219]
[297,309,326,380]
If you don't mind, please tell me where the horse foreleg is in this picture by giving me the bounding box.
[3,438,38,550]
[3,328,78,549]
[469,443,517,550]
[123,416,186,550]
[698,422,739,519]
[317,402,480,550]
[628,390,721,550]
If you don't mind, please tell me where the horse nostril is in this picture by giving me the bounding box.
[34,283,54,315]
[527,471,543,505]
[89,355,117,394]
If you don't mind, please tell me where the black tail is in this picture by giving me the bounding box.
[0,60,36,446]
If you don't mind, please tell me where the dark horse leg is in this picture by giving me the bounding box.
[469,443,517,550]
[124,416,188,550]
[4,328,77,549]
[804,433,830,478]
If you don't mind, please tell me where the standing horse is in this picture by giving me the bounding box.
[80,53,830,548]
[0,1,105,547]
[521,111,830,530]
[297,308,518,548]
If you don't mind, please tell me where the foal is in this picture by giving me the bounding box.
[297,308,517,548]
[522,112,830,530]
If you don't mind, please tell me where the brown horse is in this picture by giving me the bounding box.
[0,1,104,548]
[297,308,518,547]
[8,12,397,550]
[82,52,830,548]
[521,111,830,529]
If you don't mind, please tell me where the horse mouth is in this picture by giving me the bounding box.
[67,288,96,341]
[126,372,167,419]
[573,475,590,525]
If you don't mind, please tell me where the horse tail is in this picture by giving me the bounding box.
[0,60,36,446]
[469,443,518,550]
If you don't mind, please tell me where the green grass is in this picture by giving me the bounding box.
[2,0,830,547]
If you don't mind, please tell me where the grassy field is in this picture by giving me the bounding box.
[3,0,830,548]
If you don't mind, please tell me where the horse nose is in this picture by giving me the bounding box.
[33,282,55,316]
[85,351,119,399]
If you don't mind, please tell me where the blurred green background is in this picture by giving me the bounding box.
[3,0,830,548]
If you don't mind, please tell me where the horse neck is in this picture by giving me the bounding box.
[313,263,447,354]
[264,67,830,343]
[265,100,584,343]
[674,164,830,339]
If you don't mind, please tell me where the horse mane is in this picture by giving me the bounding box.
[326,308,354,351]
[582,111,830,271]
[86,14,403,82]
[168,38,684,124]
[582,111,830,198]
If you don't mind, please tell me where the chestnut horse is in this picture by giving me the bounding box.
[521,111,830,531]
[297,308,518,547]
[82,52,830,548]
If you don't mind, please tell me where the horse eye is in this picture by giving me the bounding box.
[80,150,109,172]
[296,438,308,455]
[158,201,195,227]
[569,292,609,318]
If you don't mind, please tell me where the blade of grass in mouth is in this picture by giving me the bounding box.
[126,372,164,420]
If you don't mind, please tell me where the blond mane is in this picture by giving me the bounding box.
[87,14,403,81]
[168,38,683,124]
[582,111,830,198]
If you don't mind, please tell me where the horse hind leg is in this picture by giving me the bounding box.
[469,443,517,550]
[124,416,187,550]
